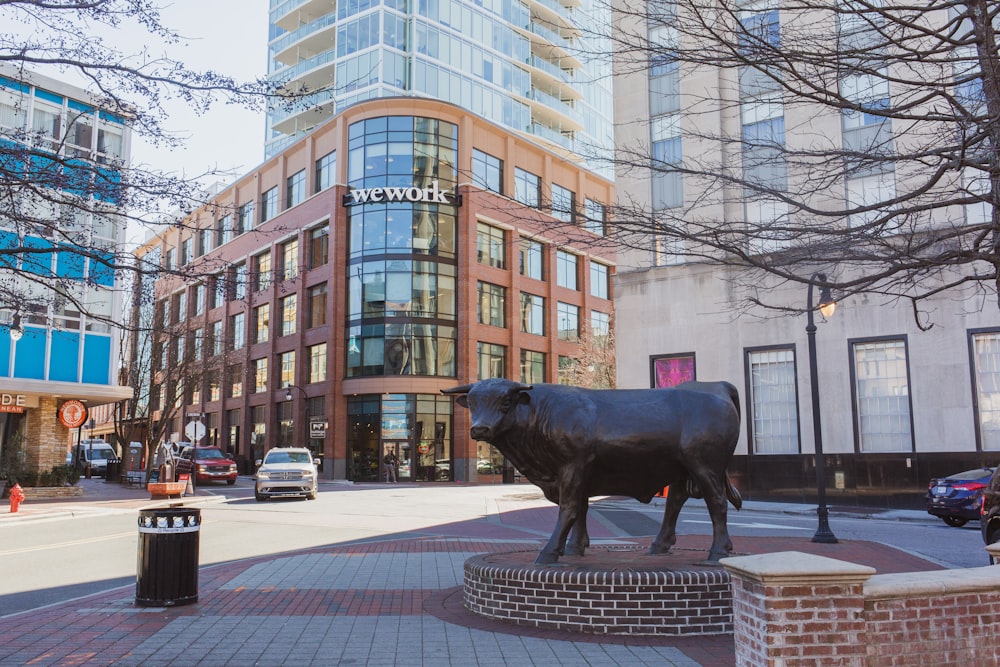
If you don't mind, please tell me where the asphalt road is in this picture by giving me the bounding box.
[0,481,989,617]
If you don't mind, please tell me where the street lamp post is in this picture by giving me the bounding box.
[806,272,838,544]
[285,384,307,443]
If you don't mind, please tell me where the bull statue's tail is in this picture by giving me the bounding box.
[726,474,743,510]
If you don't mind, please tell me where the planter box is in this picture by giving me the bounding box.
[3,485,84,499]
[147,481,186,500]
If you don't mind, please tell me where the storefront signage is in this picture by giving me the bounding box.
[58,399,88,428]
[343,180,460,206]
[309,419,328,439]
[0,393,28,414]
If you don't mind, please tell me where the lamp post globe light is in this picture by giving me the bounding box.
[806,272,838,544]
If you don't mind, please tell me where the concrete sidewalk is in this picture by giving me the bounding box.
[0,480,941,667]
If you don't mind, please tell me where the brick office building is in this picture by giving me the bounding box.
[148,97,614,482]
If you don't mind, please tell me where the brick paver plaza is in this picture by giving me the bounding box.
[0,482,942,667]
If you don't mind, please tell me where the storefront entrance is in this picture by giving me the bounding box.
[346,393,453,482]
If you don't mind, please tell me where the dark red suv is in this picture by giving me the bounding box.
[175,446,238,485]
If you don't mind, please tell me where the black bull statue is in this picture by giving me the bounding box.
[442,379,743,564]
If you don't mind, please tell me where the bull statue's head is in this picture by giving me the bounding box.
[442,379,533,442]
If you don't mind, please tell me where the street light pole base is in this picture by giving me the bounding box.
[812,507,838,543]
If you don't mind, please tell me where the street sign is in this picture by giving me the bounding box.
[185,420,206,442]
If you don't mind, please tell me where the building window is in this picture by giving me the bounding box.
[519,238,544,280]
[520,293,545,336]
[175,291,187,322]
[198,227,212,256]
[514,168,540,207]
[558,356,577,385]
[747,348,799,454]
[232,262,247,300]
[591,310,610,341]
[476,222,506,269]
[253,357,268,393]
[280,294,297,336]
[591,262,610,299]
[210,320,223,356]
[238,201,254,233]
[279,350,296,387]
[477,342,507,379]
[229,312,245,351]
[852,339,913,452]
[180,238,192,265]
[315,150,336,193]
[192,328,203,361]
[472,148,503,194]
[584,199,606,236]
[309,342,327,383]
[193,284,205,316]
[254,251,271,291]
[210,273,225,309]
[652,114,683,209]
[972,331,1000,451]
[253,303,270,344]
[520,350,546,384]
[217,214,233,246]
[556,250,578,290]
[163,248,174,272]
[261,186,278,222]
[309,225,329,268]
[228,364,243,398]
[281,238,298,280]
[557,302,579,341]
[477,282,506,328]
[208,371,221,402]
[307,282,327,328]
[550,183,575,222]
[286,169,306,208]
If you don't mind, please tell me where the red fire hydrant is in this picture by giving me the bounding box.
[9,483,24,513]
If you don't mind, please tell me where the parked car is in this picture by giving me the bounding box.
[925,467,995,527]
[71,440,118,477]
[981,467,1000,564]
[254,447,319,501]
[175,446,238,485]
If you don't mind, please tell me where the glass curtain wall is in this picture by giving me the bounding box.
[345,116,458,481]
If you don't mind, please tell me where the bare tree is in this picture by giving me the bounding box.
[558,321,617,389]
[0,1,286,327]
[602,0,1000,326]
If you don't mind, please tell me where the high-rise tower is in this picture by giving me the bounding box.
[265,0,613,175]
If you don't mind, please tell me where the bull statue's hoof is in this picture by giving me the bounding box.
[534,552,560,565]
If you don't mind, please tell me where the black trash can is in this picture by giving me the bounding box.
[135,507,201,607]
[105,457,121,483]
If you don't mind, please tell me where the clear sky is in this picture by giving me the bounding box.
[129,0,270,183]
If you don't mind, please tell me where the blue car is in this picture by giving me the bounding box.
[926,467,995,527]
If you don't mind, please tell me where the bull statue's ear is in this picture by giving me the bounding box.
[455,395,469,408]
[515,385,533,406]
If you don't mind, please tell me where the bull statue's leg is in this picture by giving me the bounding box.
[693,471,732,562]
[537,485,587,565]
[650,482,689,554]
[564,501,590,557]
[537,503,576,564]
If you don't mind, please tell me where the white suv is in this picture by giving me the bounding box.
[254,447,319,501]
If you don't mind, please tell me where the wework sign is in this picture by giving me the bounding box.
[343,180,460,206]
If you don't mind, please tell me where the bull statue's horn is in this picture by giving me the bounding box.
[441,384,475,395]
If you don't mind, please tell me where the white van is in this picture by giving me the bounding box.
[72,440,118,477]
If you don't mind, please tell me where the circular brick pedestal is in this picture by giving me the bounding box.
[464,546,733,636]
